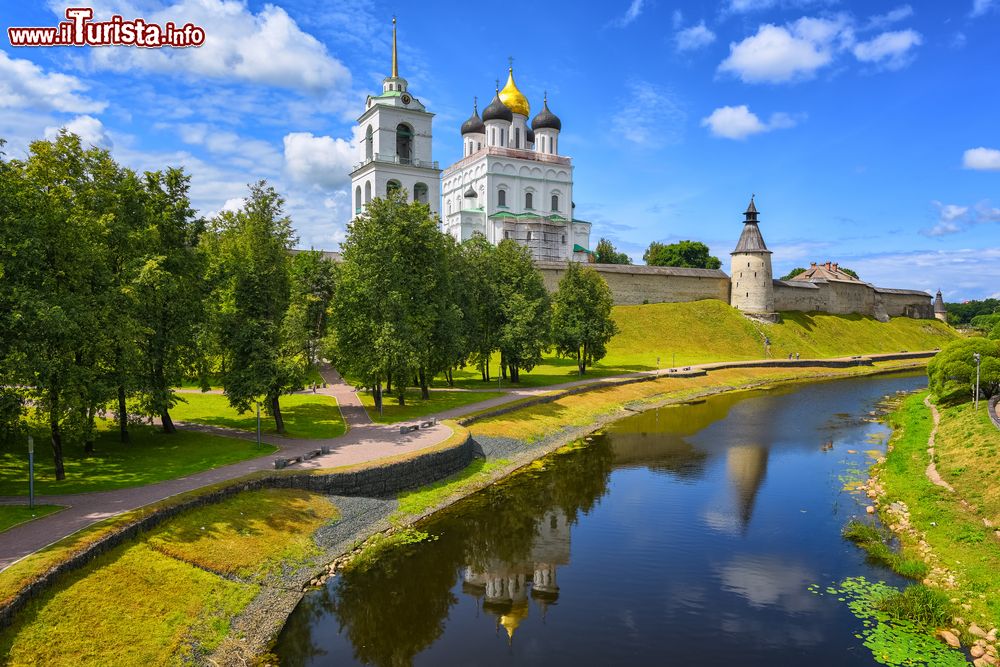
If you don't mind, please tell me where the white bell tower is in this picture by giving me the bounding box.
[350,18,440,217]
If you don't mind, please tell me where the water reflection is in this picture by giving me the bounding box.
[276,373,927,666]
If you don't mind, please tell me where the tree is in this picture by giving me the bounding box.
[332,190,447,405]
[494,239,551,382]
[595,237,630,265]
[928,338,1000,402]
[780,267,807,281]
[134,168,206,434]
[204,181,301,433]
[457,235,501,382]
[286,250,337,368]
[643,240,721,269]
[552,262,619,375]
[945,298,1000,325]
[839,266,859,279]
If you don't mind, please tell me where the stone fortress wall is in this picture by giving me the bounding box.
[537,261,934,320]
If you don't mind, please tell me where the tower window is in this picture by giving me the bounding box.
[414,182,428,204]
[386,179,401,196]
[527,231,532,241]
[364,181,371,203]
[355,185,361,213]
[525,192,533,209]
[498,189,507,207]
[365,125,373,160]
[396,123,413,163]
[504,230,510,239]
[551,194,559,211]
[515,127,520,148]
[562,235,566,244]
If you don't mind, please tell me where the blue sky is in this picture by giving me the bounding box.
[2,0,999,300]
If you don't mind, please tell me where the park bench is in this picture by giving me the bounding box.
[273,446,331,469]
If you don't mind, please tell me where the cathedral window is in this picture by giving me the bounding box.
[500,128,506,146]
[514,127,520,148]
[562,235,566,244]
[525,192,533,209]
[447,201,452,214]
[355,186,361,213]
[414,182,428,204]
[387,179,401,196]
[364,181,371,203]
[365,126,373,160]
[396,123,413,163]
[527,231,532,241]
[498,189,507,207]
[504,230,510,239]
[551,194,559,211]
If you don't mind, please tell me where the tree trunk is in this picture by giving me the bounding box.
[117,384,130,443]
[270,393,285,434]
[397,390,405,406]
[386,372,392,393]
[419,369,429,400]
[484,355,490,382]
[447,368,454,387]
[578,347,585,376]
[49,388,65,481]
[84,405,96,454]
[161,409,176,434]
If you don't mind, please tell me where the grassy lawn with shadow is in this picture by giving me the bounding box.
[0,426,277,496]
[170,392,345,439]
[0,505,64,533]
[357,388,506,423]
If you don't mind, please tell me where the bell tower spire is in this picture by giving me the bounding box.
[391,16,398,78]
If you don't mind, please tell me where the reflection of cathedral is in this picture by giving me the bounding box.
[461,509,570,641]
[726,445,769,528]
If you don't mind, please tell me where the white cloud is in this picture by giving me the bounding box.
[723,0,832,14]
[963,147,1000,171]
[676,22,717,52]
[612,0,645,27]
[0,51,106,113]
[78,0,350,93]
[852,29,922,70]
[612,81,687,147]
[283,132,355,189]
[175,122,282,172]
[864,5,914,31]
[847,247,1000,300]
[701,105,800,139]
[718,17,848,83]
[924,200,1000,236]
[44,115,112,148]
[971,0,996,17]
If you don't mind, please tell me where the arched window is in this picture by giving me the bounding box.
[387,179,401,197]
[526,231,533,241]
[514,127,520,148]
[414,182,428,204]
[447,200,452,214]
[365,125,373,160]
[355,185,361,213]
[364,181,372,203]
[396,124,413,163]
[525,192,533,209]
[500,128,505,146]
[498,189,507,207]
[551,194,559,211]
[490,128,495,145]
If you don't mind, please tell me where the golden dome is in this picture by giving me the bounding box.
[499,67,530,117]
[500,601,529,641]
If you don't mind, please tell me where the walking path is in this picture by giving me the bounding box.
[923,395,955,493]
[0,352,934,571]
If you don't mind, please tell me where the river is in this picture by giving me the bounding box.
[275,372,928,666]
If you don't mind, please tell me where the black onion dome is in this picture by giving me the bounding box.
[526,127,535,144]
[482,92,513,122]
[461,102,485,135]
[531,98,561,131]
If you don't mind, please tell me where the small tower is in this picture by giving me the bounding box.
[730,196,776,319]
[531,93,561,155]
[460,98,485,157]
[499,63,531,150]
[482,85,513,148]
[933,289,947,322]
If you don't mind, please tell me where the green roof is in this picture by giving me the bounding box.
[573,244,594,254]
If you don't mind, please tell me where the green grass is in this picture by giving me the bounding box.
[170,392,345,439]
[0,426,277,496]
[842,518,929,579]
[873,584,954,628]
[0,505,63,533]
[358,388,506,423]
[441,300,956,389]
[146,488,338,580]
[393,457,511,520]
[0,488,340,665]
[877,392,1000,632]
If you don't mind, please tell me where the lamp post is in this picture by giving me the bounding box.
[27,435,34,510]
[256,401,262,449]
[973,352,981,411]
[656,356,660,378]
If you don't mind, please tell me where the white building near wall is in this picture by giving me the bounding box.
[441,68,592,261]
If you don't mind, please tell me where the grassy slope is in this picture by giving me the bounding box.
[0,505,63,533]
[0,426,277,496]
[446,300,957,388]
[0,489,337,666]
[879,393,1000,632]
[170,392,345,439]
[357,388,505,423]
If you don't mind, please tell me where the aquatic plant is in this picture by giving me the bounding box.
[842,519,929,580]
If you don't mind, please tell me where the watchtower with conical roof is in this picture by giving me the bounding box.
[933,289,947,322]
[730,196,776,317]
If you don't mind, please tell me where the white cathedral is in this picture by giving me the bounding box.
[350,20,592,262]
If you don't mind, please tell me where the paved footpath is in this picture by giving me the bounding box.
[0,353,931,571]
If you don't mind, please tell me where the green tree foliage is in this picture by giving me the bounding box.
[945,298,1000,325]
[494,239,551,382]
[552,262,619,375]
[928,338,1000,401]
[969,313,1000,340]
[285,250,337,367]
[204,181,301,432]
[643,240,722,269]
[839,266,859,279]
[780,267,807,280]
[594,237,631,265]
[457,235,501,382]
[332,190,452,405]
